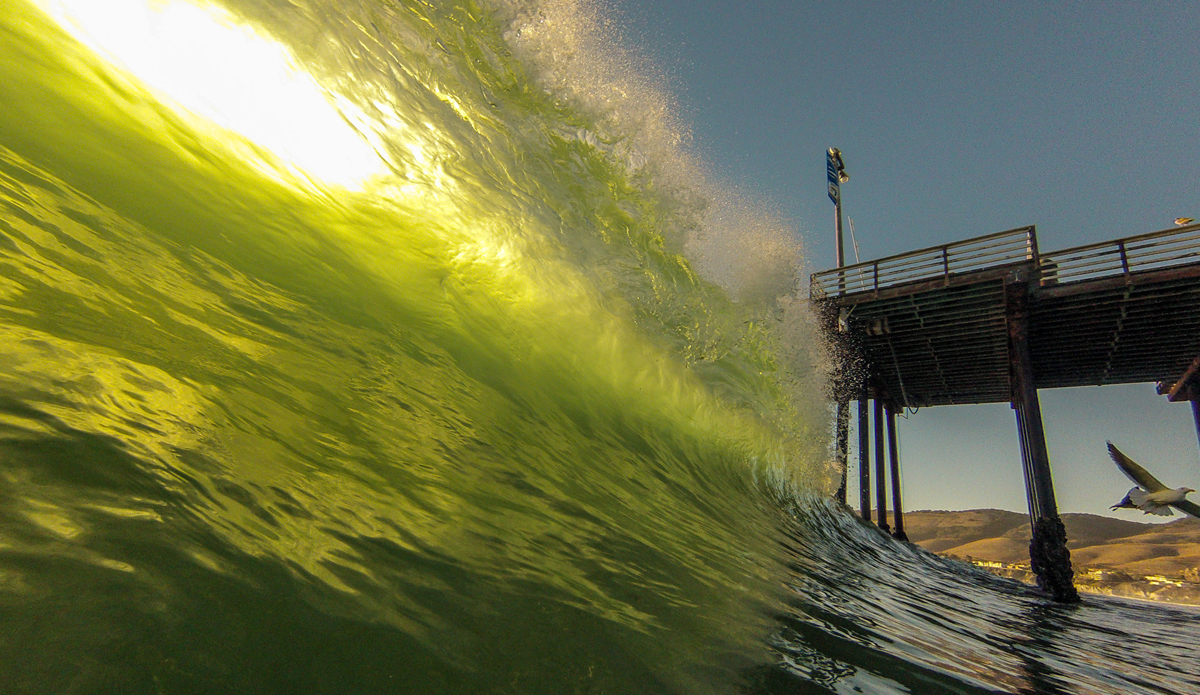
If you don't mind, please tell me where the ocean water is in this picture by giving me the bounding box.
[0,1,1197,693]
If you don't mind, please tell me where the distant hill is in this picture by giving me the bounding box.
[903,509,1200,578]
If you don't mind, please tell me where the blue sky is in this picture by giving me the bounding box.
[611,0,1200,519]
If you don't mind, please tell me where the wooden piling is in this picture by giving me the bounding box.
[873,397,889,533]
[1007,280,1078,603]
[1192,398,1200,459]
[858,390,871,522]
[835,400,850,504]
[886,402,907,541]
[1154,354,1200,463]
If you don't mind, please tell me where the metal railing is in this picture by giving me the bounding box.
[811,223,1200,298]
[810,226,1036,298]
[1039,223,1200,285]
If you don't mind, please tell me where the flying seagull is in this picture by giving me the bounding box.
[1107,442,1199,518]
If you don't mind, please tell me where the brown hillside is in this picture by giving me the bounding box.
[903,510,1200,578]
[940,537,1029,564]
[1058,513,1158,547]
[902,509,1026,553]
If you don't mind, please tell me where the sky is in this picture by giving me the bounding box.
[610,0,1200,520]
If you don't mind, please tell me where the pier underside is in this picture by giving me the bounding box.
[813,223,1200,603]
[814,224,1200,408]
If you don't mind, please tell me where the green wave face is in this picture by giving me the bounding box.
[0,0,831,691]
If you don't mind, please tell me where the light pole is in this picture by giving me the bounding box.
[826,147,850,287]
[827,148,852,505]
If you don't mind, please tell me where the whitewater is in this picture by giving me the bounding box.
[0,0,1197,693]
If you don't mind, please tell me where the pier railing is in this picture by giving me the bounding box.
[810,226,1036,298]
[1039,223,1200,285]
[811,223,1200,298]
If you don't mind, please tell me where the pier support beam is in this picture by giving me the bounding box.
[886,402,907,541]
[835,400,850,505]
[1007,281,1078,603]
[1192,398,1200,458]
[874,397,889,533]
[1157,354,1200,465]
[858,388,871,522]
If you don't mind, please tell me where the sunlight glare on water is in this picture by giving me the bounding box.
[34,0,385,189]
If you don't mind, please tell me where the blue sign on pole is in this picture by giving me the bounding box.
[826,150,840,205]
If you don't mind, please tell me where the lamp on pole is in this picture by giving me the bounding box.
[826,147,850,284]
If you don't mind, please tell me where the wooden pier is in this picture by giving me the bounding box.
[811,222,1200,602]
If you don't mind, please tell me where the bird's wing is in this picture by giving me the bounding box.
[1110,490,1136,510]
[1171,498,1200,520]
[1107,442,1168,492]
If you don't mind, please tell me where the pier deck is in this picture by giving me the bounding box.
[811,223,1200,407]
